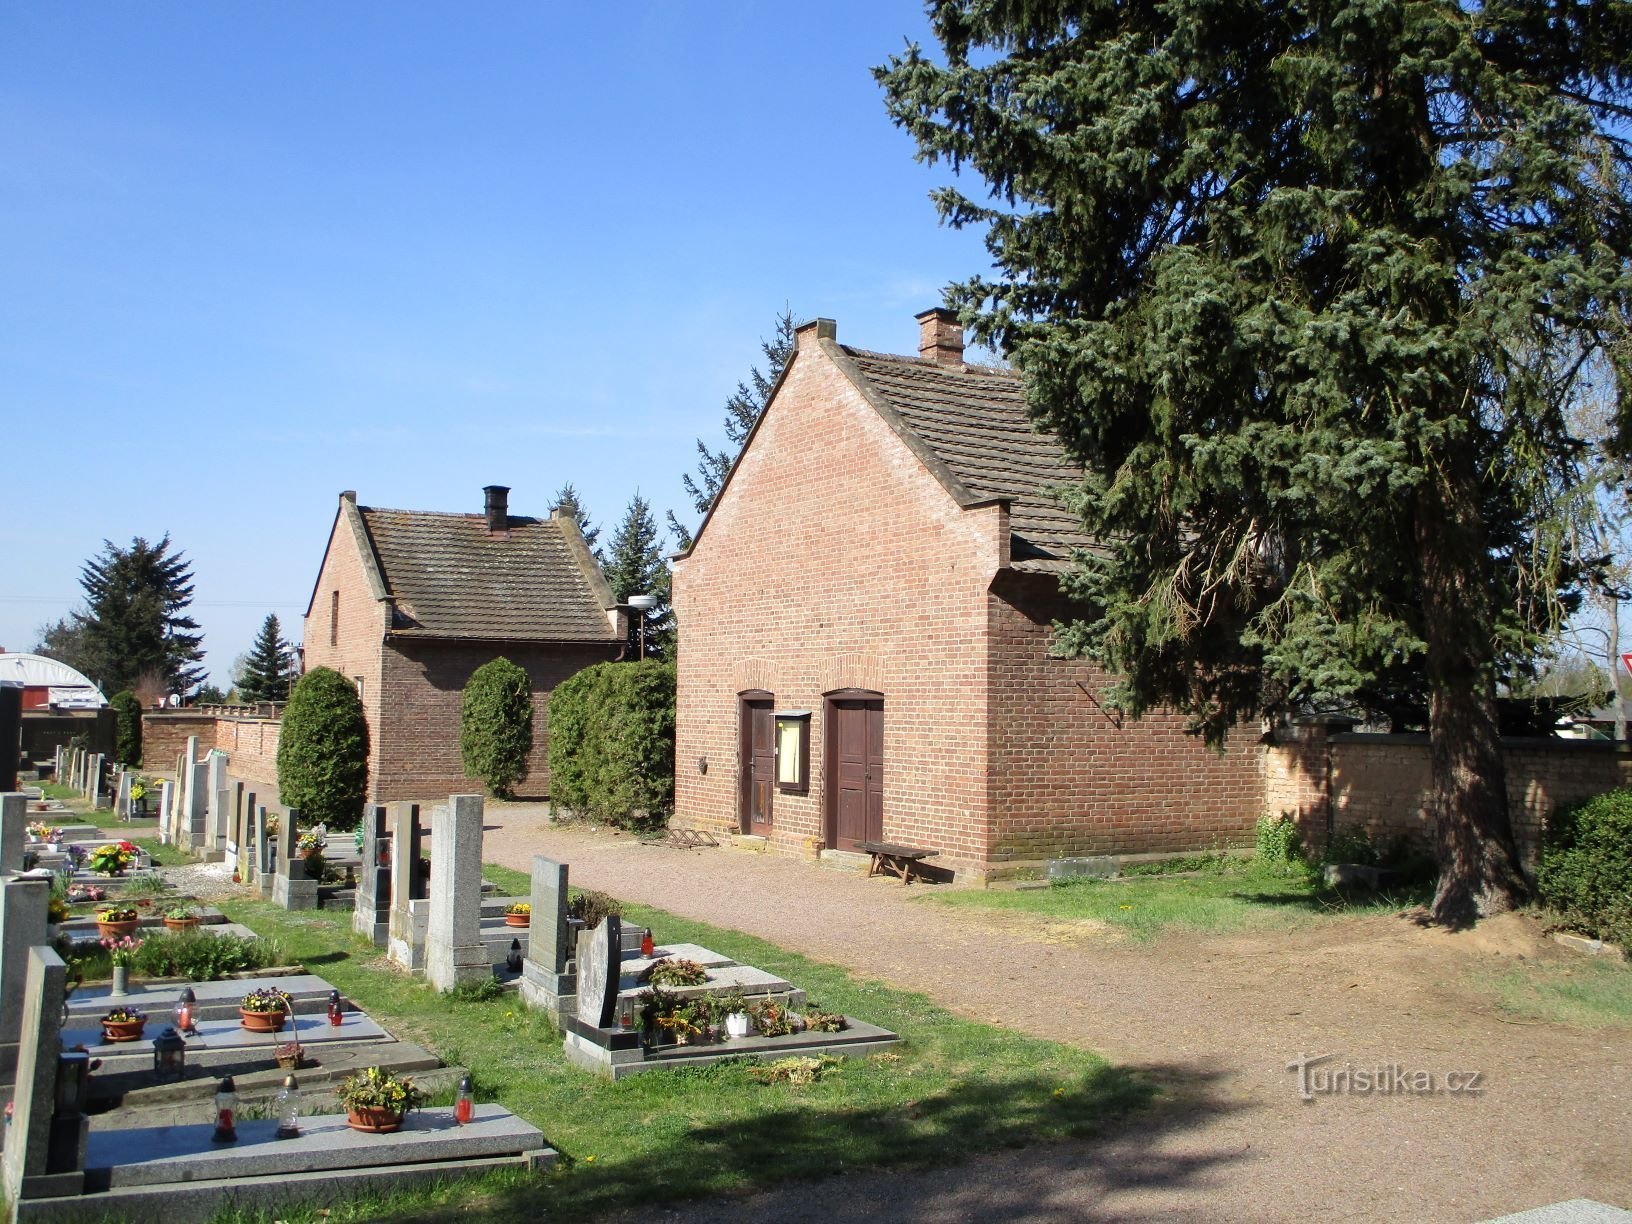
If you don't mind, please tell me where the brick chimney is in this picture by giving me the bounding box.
[483,485,510,533]
[916,307,965,367]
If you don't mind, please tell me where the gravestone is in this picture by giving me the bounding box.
[353,805,391,945]
[426,794,490,991]
[0,877,49,1087]
[225,782,245,873]
[115,770,132,820]
[156,781,175,845]
[177,737,199,835]
[1,946,83,1202]
[238,790,257,882]
[256,806,277,898]
[88,754,105,809]
[272,807,318,910]
[574,915,622,1029]
[386,804,427,972]
[0,792,26,874]
[518,856,575,1022]
[185,760,209,852]
[204,753,229,850]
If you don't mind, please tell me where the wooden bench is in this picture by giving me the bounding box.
[859,840,939,886]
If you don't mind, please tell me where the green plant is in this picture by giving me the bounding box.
[164,902,198,920]
[101,935,141,966]
[569,889,622,930]
[276,667,370,831]
[1255,813,1303,865]
[109,689,143,766]
[1538,790,1632,948]
[132,931,285,980]
[749,997,796,1037]
[636,988,716,1044]
[101,1006,146,1025]
[240,986,292,1014]
[88,842,137,874]
[749,1055,839,1086]
[547,659,675,830]
[1322,827,1382,868]
[717,989,750,1016]
[118,870,169,897]
[337,1066,424,1115]
[129,777,148,804]
[646,957,708,987]
[47,896,70,924]
[97,906,138,923]
[460,657,535,798]
[447,977,506,1002]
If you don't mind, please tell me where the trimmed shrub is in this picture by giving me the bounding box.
[109,690,142,766]
[460,657,534,798]
[1538,790,1632,949]
[276,667,369,831]
[547,660,674,829]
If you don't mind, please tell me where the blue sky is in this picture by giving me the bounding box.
[1,3,990,686]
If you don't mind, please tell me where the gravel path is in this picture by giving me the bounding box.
[482,804,1630,1224]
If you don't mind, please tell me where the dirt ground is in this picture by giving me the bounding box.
[483,804,1630,1224]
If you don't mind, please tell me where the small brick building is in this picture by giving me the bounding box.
[302,486,624,802]
[672,310,1264,879]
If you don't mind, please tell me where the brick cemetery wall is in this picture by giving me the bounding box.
[139,711,216,772]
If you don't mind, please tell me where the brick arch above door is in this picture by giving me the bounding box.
[730,658,775,694]
[818,652,886,696]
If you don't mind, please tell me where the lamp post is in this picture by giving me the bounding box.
[627,594,659,660]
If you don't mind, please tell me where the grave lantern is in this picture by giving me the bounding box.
[455,1074,474,1125]
[211,1076,238,1143]
[151,1027,187,1081]
[506,938,522,973]
[174,987,197,1035]
[275,1074,301,1139]
[376,836,391,869]
[327,989,344,1026]
[55,1050,90,1116]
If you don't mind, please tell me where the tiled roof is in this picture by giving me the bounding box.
[358,508,617,641]
[841,348,1092,569]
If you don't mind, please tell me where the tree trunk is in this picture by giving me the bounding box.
[1416,456,1530,925]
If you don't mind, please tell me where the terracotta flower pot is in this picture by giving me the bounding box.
[101,1020,146,1043]
[239,1008,286,1033]
[346,1106,405,1134]
[163,917,200,932]
[97,920,139,939]
[504,913,530,928]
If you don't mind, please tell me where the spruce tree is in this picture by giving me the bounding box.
[73,535,206,697]
[605,492,674,660]
[239,613,296,703]
[550,482,601,560]
[668,308,797,550]
[878,1,1632,924]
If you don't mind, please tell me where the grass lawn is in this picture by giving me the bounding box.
[1477,956,1632,1028]
[929,857,1432,940]
[205,862,1152,1222]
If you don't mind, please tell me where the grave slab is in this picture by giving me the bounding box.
[64,1012,390,1061]
[563,1015,900,1080]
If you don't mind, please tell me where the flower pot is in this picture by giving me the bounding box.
[163,917,200,932]
[345,1107,405,1134]
[101,1019,146,1043]
[239,1008,286,1033]
[504,913,530,928]
[98,920,139,940]
[726,1012,750,1040]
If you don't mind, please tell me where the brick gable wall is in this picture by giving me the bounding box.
[673,341,1001,872]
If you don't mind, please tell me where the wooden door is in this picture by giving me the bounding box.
[828,697,883,851]
[738,696,775,834]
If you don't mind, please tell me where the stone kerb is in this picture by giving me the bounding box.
[425,794,490,991]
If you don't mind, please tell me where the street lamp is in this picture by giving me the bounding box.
[627,594,659,660]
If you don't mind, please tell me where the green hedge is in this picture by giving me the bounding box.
[109,690,142,766]
[461,656,534,798]
[276,666,370,831]
[547,660,674,829]
[1538,789,1632,949]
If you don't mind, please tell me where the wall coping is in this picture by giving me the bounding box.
[1327,731,1632,753]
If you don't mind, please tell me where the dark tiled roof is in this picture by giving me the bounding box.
[841,348,1092,569]
[358,508,617,641]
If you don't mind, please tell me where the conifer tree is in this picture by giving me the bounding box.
[879,1,1632,924]
[606,492,674,660]
[238,613,296,703]
[668,308,797,550]
[73,535,206,697]
[550,482,601,560]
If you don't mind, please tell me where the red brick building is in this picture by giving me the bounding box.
[302,486,625,802]
[672,310,1264,879]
